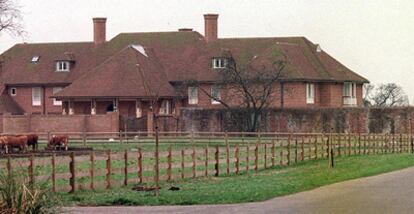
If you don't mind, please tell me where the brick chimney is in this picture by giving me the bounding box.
[93,17,107,46]
[204,14,218,43]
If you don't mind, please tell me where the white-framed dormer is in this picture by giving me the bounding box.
[306,83,315,104]
[212,58,228,69]
[343,82,357,106]
[56,61,70,72]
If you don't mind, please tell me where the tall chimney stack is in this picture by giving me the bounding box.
[93,17,107,46]
[204,14,218,43]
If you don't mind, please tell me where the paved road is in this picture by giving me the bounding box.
[65,167,414,214]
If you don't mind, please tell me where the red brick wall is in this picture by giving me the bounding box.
[6,86,64,114]
[1,112,119,134]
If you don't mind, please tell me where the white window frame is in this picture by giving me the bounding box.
[211,86,221,104]
[212,58,227,69]
[159,100,171,115]
[188,87,198,104]
[32,87,42,106]
[52,87,63,106]
[306,83,315,104]
[56,61,70,72]
[343,82,356,97]
[10,87,17,96]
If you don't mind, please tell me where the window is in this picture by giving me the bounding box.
[31,56,40,63]
[306,83,314,104]
[343,82,356,97]
[52,87,63,106]
[32,87,42,106]
[188,87,198,104]
[10,88,16,96]
[212,58,227,69]
[56,61,70,72]
[211,86,221,104]
[159,100,171,115]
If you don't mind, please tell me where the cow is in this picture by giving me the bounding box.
[25,134,39,151]
[48,135,69,151]
[1,135,28,153]
[0,136,9,154]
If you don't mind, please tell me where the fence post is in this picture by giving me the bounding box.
[52,154,56,192]
[90,152,95,190]
[83,131,87,146]
[226,143,230,175]
[7,155,11,177]
[106,150,111,189]
[399,134,403,153]
[181,149,185,179]
[301,137,304,161]
[246,145,250,173]
[348,133,351,156]
[264,143,268,169]
[294,137,298,164]
[215,145,219,177]
[367,134,371,155]
[28,155,34,189]
[254,143,259,172]
[358,133,361,154]
[392,134,395,153]
[138,147,142,183]
[124,150,128,186]
[280,141,284,166]
[271,140,275,167]
[235,144,240,174]
[69,152,75,193]
[338,134,341,157]
[315,135,318,159]
[287,135,291,165]
[167,146,172,181]
[192,146,196,178]
[205,146,209,177]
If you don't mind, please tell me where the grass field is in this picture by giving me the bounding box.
[58,153,414,206]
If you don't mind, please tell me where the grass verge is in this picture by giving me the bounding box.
[60,153,414,206]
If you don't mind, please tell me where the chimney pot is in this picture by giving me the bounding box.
[93,17,107,46]
[204,14,218,43]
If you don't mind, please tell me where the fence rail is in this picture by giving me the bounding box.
[0,132,413,193]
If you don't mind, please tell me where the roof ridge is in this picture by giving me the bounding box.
[218,36,306,40]
[16,41,93,46]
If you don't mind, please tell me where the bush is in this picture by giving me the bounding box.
[0,172,61,214]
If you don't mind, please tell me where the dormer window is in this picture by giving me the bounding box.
[56,61,70,72]
[31,56,40,63]
[212,58,227,69]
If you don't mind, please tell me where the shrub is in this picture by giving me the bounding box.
[0,172,61,214]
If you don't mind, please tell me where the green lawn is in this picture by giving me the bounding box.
[59,153,414,206]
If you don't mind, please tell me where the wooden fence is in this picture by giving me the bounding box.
[0,132,413,193]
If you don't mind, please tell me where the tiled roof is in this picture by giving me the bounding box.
[1,31,368,99]
[0,94,24,115]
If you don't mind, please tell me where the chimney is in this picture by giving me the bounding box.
[93,17,107,46]
[204,14,218,43]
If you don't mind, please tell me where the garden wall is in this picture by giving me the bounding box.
[179,107,414,134]
[1,112,119,134]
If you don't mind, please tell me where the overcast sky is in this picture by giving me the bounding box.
[1,0,413,103]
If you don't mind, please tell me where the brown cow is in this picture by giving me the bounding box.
[0,136,9,154]
[26,134,39,151]
[48,135,69,151]
[2,135,28,153]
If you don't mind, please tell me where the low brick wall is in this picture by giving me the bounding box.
[179,107,414,134]
[1,112,119,134]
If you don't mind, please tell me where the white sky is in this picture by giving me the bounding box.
[1,0,413,103]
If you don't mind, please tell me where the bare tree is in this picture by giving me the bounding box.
[181,52,286,132]
[0,0,24,36]
[365,83,409,107]
[363,84,375,107]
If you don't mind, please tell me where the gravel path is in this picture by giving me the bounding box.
[64,167,414,214]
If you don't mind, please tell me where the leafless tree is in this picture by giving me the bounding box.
[181,52,286,132]
[363,84,375,107]
[0,0,24,36]
[365,83,409,107]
